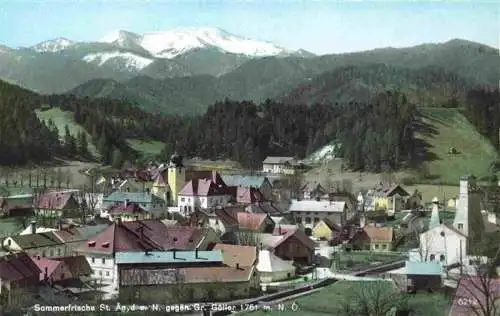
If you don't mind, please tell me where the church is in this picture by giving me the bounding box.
[417,175,499,267]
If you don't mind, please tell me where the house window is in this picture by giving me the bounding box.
[99,271,103,276]
[314,217,319,223]
[60,273,64,280]
[440,255,445,262]
[49,249,54,257]
[305,217,312,224]
[181,198,185,202]
[57,249,62,256]
[106,271,110,276]
[430,254,435,261]
[42,251,46,257]
[91,257,95,263]
[102,258,105,264]
[458,223,464,230]
[374,244,379,249]
[382,244,387,250]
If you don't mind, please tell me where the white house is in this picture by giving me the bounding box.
[417,176,490,267]
[177,178,230,214]
[262,156,297,175]
[288,199,353,229]
[256,249,296,283]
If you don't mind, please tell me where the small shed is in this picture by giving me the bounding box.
[387,260,442,292]
[256,249,296,283]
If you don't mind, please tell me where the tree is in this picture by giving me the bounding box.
[340,280,409,316]
[111,148,124,169]
[77,131,89,157]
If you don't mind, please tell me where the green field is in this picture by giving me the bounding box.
[36,107,100,157]
[244,281,451,316]
[126,139,164,157]
[416,107,499,184]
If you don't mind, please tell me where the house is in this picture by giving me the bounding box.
[212,243,258,269]
[31,255,74,282]
[386,261,442,292]
[350,226,394,252]
[312,218,341,241]
[449,276,500,316]
[51,255,93,279]
[102,191,165,213]
[0,199,33,218]
[300,182,326,200]
[53,224,109,254]
[363,184,410,215]
[231,186,266,205]
[262,156,298,175]
[19,221,57,235]
[0,252,41,299]
[75,219,219,295]
[246,201,286,216]
[237,212,275,233]
[117,249,259,303]
[417,176,492,266]
[256,249,295,283]
[3,231,66,258]
[150,174,171,204]
[289,199,353,232]
[177,178,231,215]
[260,228,315,265]
[36,191,80,218]
[221,175,273,200]
[106,202,152,222]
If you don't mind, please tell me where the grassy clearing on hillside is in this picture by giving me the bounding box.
[35,107,100,157]
[243,281,451,316]
[185,159,243,171]
[126,139,164,157]
[416,107,498,184]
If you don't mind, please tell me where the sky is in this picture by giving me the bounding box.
[0,1,498,54]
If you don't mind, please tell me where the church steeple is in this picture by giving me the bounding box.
[453,175,484,240]
[429,197,441,230]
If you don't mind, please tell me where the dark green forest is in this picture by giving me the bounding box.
[1,76,499,174]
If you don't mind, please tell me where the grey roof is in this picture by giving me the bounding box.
[221,175,268,188]
[103,191,155,204]
[10,232,63,249]
[115,250,223,265]
[75,224,109,240]
[289,200,346,213]
[262,156,295,165]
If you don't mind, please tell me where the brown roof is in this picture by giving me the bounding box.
[234,187,265,204]
[214,207,241,226]
[52,255,92,276]
[54,228,85,243]
[373,184,410,197]
[0,252,41,282]
[10,231,63,249]
[77,220,211,255]
[237,212,270,231]
[213,243,257,267]
[38,191,76,210]
[274,228,315,250]
[179,179,228,196]
[120,266,254,285]
[363,226,393,242]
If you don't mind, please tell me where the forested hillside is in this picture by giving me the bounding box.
[282,64,475,106]
[464,88,500,150]
[0,81,62,164]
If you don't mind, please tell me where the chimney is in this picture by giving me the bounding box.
[57,220,62,231]
[124,199,129,208]
[236,263,240,270]
[36,255,40,260]
[134,215,139,221]
[30,221,36,234]
[195,248,199,258]
[116,217,122,225]
[44,266,48,280]
[145,188,150,195]
[278,224,282,235]
[173,249,177,259]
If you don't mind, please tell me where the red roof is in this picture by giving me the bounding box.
[214,207,242,226]
[108,203,147,215]
[38,192,74,209]
[179,179,228,196]
[449,276,500,316]
[237,212,270,231]
[0,252,41,282]
[77,220,211,254]
[235,187,265,204]
[31,256,64,281]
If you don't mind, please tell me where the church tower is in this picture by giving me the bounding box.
[429,197,441,230]
[453,175,484,243]
[167,153,186,206]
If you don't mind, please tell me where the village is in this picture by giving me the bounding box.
[0,154,498,315]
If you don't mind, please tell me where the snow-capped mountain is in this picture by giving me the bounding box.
[98,27,294,59]
[30,38,75,53]
[82,51,154,71]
